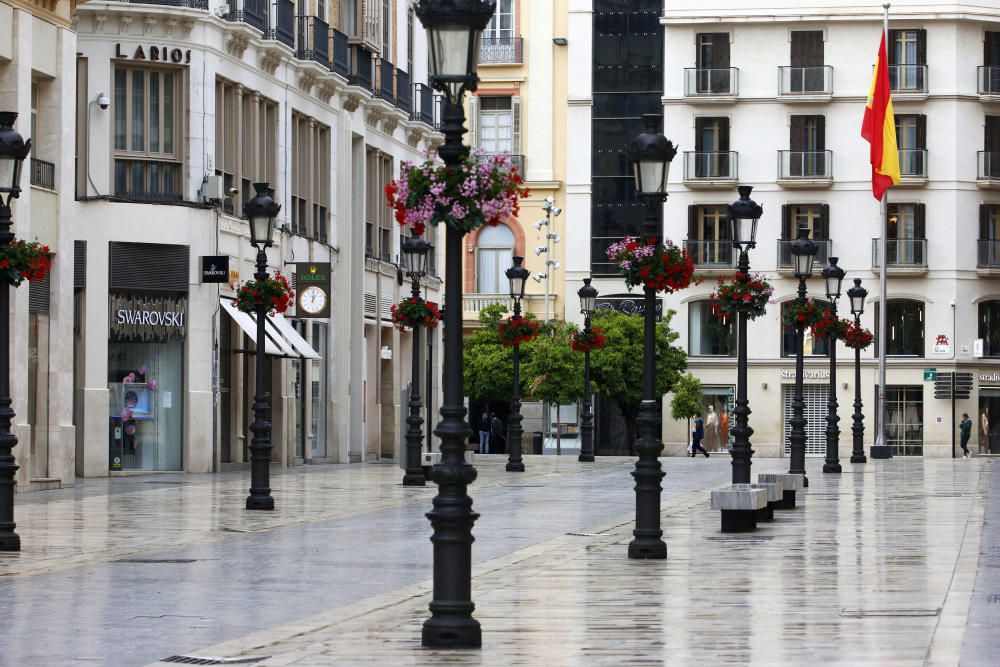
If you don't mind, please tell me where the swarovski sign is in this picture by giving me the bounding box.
[109,294,187,342]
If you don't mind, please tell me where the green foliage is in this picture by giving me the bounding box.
[464,303,513,402]
[521,321,584,407]
[670,373,703,421]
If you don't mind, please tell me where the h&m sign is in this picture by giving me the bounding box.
[110,294,187,342]
[115,44,192,64]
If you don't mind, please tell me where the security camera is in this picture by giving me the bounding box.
[96,93,110,109]
[534,219,546,231]
[532,273,547,283]
[544,196,555,205]
[549,260,561,270]
[226,187,239,197]
[533,246,547,256]
[552,207,562,217]
[950,298,956,307]
[548,233,562,243]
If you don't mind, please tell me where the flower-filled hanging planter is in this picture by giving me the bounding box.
[781,299,825,329]
[385,151,530,235]
[570,326,607,352]
[709,273,773,321]
[0,239,51,287]
[811,311,851,341]
[605,235,696,293]
[498,316,540,347]
[390,297,442,331]
[843,322,875,350]
[232,271,294,315]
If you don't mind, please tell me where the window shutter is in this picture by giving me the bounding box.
[719,118,730,152]
[987,116,1000,152]
[816,116,826,150]
[987,31,1000,67]
[981,204,988,240]
[74,240,87,291]
[687,205,698,239]
[694,117,705,152]
[109,242,190,293]
[790,116,805,151]
[467,95,479,149]
[790,32,805,68]
[916,29,927,65]
[29,271,50,314]
[888,30,900,65]
[819,204,830,239]
[781,204,791,239]
[915,203,926,238]
[916,115,926,150]
[511,95,521,157]
[715,34,730,69]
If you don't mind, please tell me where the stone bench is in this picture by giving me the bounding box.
[711,484,769,533]
[757,473,805,509]
[751,482,782,522]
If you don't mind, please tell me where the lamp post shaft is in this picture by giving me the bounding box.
[422,97,481,649]
[506,297,525,472]
[0,204,19,550]
[823,299,842,473]
[246,248,274,510]
[579,314,595,463]
[730,250,753,485]
[850,313,867,463]
[403,277,427,486]
[788,277,808,478]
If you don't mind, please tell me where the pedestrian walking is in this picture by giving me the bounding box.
[960,412,972,458]
[691,412,710,458]
[477,411,492,454]
[490,413,505,454]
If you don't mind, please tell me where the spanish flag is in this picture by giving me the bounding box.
[861,34,901,200]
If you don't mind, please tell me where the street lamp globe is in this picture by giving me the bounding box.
[848,278,868,317]
[506,255,529,302]
[822,256,846,301]
[628,114,677,199]
[245,183,280,249]
[0,112,32,207]
[414,0,496,101]
[728,185,762,250]
[578,277,597,317]
[790,222,819,279]
[402,233,431,277]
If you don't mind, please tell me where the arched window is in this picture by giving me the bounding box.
[979,300,1000,357]
[689,300,735,356]
[476,224,515,293]
[781,299,831,357]
[875,299,925,356]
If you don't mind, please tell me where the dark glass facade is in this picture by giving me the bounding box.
[591,0,664,274]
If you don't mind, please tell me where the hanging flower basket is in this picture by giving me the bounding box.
[843,322,875,350]
[710,273,773,321]
[781,299,825,329]
[232,271,294,315]
[570,326,607,352]
[390,297,442,331]
[498,316,540,347]
[811,311,852,341]
[605,235,696,293]
[0,239,51,287]
[385,151,530,235]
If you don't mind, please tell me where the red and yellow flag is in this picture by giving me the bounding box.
[861,34,901,200]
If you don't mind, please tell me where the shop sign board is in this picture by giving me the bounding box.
[923,368,937,382]
[595,296,663,322]
[779,370,830,380]
[294,262,331,318]
[109,294,187,342]
[980,372,1000,384]
[201,256,230,283]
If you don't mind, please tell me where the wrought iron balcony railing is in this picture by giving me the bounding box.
[476,153,525,173]
[374,57,395,104]
[479,37,523,64]
[684,68,739,96]
[413,83,435,125]
[395,69,412,114]
[683,151,738,181]
[225,0,267,33]
[348,46,373,90]
[684,240,734,268]
[109,0,208,7]
[978,239,1000,268]
[30,158,55,189]
[872,238,928,268]
[778,150,832,180]
[777,239,832,268]
[778,66,833,95]
[888,64,927,93]
[330,28,351,77]
[296,15,329,66]
[266,0,295,49]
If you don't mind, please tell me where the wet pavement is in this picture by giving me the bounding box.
[0,455,993,666]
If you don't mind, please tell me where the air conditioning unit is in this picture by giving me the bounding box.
[201,174,223,202]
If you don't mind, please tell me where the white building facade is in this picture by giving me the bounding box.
[565,0,1000,458]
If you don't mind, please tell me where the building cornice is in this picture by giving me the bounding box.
[661,7,1000,25]
[5,0,73,28]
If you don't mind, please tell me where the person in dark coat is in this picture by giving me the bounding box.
[490,413,505,454]
[960,412,972,458]
[691,412,710,458]
[477,411,491,454]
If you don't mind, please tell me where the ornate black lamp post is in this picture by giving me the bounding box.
[727,186,761,485]
[402,233,431,486]
[578,278,598,463]
[244,183,281,511]
[847,278,868,464]
[821,257,845,474]
[626,113,676,560]
[0,112,31,551]
[505,255,530,473]
[414,0,495,649]
[788,223,818,482]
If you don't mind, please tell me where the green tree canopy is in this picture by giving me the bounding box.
[669,373,704,421]
[521,321,584,407]
[463,303,539,403]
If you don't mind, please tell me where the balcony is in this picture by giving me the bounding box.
[348,46,373,90]
[684,68,739,99]
[374,57,395,104]
[898,149,928,185]
[477,153,525,173]
[395,69,412,115]
[978,239,1000,276]
[296,15,329,67]
[778,66,833,98]
[978,151,1000,188]
[683,151,738,187]
[777,150,833,186]
[777,239,832,271]
[30,158,55,190]
[979,66,1000,98]
[412,83,436,126]
[872,238,928,273]
[266,0,295,49]
[330,28,351,78]
[684,240,735,271]
[479,37,523,65]
[109,0,208,7]
[888,64,927,96]
[462,293,548,319]
[225,0,268,33]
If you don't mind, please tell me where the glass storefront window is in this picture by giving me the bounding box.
[881,385,923,456]
[978,300,1000,358]
[689,301,735,356]
[781,299,831,357]
[980,389,1000,455]
[310,322,327,458]
[699,386,734,452]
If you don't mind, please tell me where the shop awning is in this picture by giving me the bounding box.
[219,299,321,359]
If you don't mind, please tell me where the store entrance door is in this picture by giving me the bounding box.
[979,389,1000,454]
[783,383,829,457]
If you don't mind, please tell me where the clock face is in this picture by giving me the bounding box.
[298,285,327,315]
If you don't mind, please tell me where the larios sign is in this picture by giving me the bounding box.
[115,43,192,64]
[110,294,188,342]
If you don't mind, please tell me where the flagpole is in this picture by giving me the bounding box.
[872,3,894,459]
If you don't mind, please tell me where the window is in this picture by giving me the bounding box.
[365,148,393,260]
[475,224,515,293]
[979,300,1000,357]
[986,32,1000,93]
[789,31,825,92]
[341,0,356,35]
[895,114,926,176]
[780,204,830,266]
[317,0,326,20]
[291,112,331,241]
[693,117,730,178]
[382,0,391,59]
[407,9,414,75]
[695,33,730,93]
[215,79,278,216]
[698,387,734,452]
[30,81,38,153]
[888,28,927,91]
[485,0,514,39]
[788,115,826,177]
[885,203,926,265]
[686,205,731,266]
[688,301,734,356]
[980,204,1000,266]
[113,66,183,201]
[985,116,1000,178]
[478,97,512,155]
[875,299,924,356]
[880,386,923,456]
[781,299,832,357]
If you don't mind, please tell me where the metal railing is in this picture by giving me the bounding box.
[979,66,1000,95]
[374,57,395,103]
[778,66,833,95]
[349,46,373,90]
[778,150,832,180]
[225,0,267,33]
[413,83,435,125]
[978,239,1000,268]
[479,37,523,64]
[395,69,412,114]
[872,238,928,268]
[30,158,55,189]
[684,67,739,96]
[684,240,734,268]
[888,64,927,93]
[330,29,351,77]
[267,0,295,48]
[111,0,208,7]
[777,239,832,268]
[296,15,329,66]
[462,293,546,314]
[476,153,525,172]
[899,149,927,178]
[978,151,1000,180]
[683,151,738,180]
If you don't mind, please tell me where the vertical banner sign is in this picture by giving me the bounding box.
[294,263,332,318]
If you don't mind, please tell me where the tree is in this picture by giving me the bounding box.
[521,321,584,454]
[463,303,515,404]
[589,309,688,453]
[670,373,703,421]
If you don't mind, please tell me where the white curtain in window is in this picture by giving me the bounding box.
[476,225,515,293]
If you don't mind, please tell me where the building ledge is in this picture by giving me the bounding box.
[891,91,929,102]
[979,93,1000,104]
[777,177,833,189]
[676,94,737,104]
[977,178,1000,189]
[777,93,833,103]
[683,178,739,190]
[693,266,737,277]
[977,266,1000,277]
[871,266,928,276]
[896,175,929,187]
